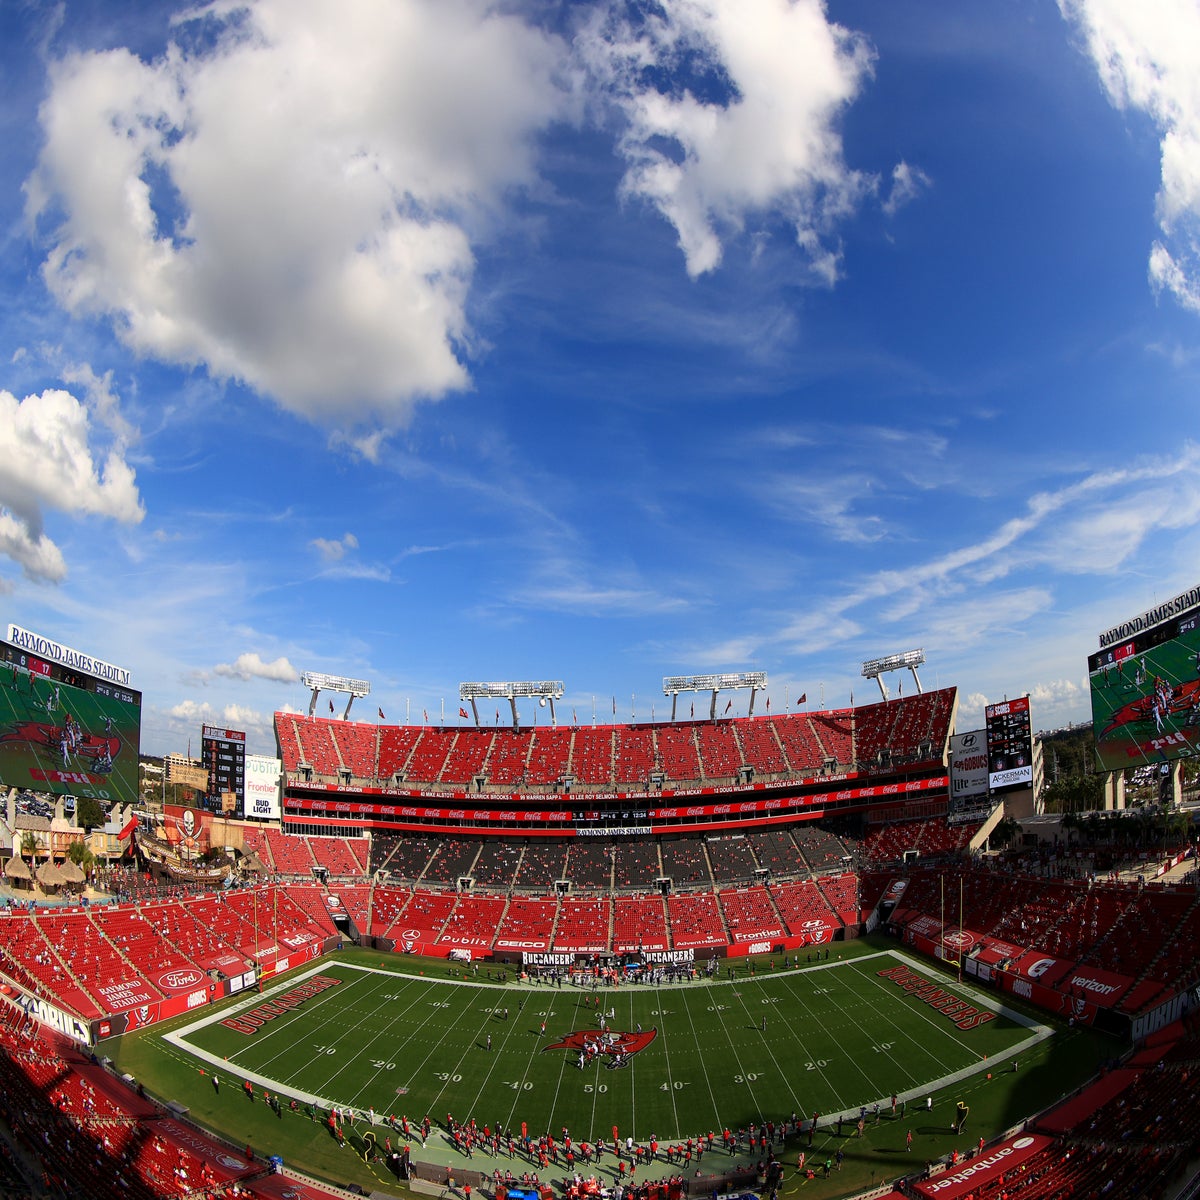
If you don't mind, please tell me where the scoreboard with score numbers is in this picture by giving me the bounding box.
[201,724,245,814]
[985,695,1033,792]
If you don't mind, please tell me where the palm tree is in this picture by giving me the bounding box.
[20,830,39,864]
[66,839,95,878]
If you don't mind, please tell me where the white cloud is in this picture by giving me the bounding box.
[213,652,300,684]
[1061,0,1200,313]
[0,387,144,583]
[28,0,566,433]
[882,160,931,217]
[311,532,360,563]
[580,0,877,278]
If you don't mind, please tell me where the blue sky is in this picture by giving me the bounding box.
[2,0,1200,758]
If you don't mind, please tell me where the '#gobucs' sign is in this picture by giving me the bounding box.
[543,1028,657,1068]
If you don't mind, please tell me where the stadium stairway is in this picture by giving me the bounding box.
[31,913,108,1018]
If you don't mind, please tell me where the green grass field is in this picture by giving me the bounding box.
[175,947,1041,1139]
[107,941,1114,1198]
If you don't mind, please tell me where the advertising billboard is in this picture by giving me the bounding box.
[948,730,988,804]
[985,696,1032,792]
[244,754,282,820]
[0,625,141,805]
[1089,590,1200,771]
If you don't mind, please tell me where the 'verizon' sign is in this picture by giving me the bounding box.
[220,975,341,1034]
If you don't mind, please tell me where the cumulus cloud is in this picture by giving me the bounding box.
[1061,0,1200,313]
[580,0,877,278]
[311,532,360,563]
[0,387,144,583]
[28,0,566,433]
[213,652,300,684]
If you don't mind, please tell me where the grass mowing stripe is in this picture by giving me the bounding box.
[773,969,874,1109]
[725,976,808,1117]
[677,986,722,1132]
[651,987,682,1134]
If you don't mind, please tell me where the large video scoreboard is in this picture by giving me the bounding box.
[0,623,141,806]
[1089,583,1200,771]
[985,695,1033,792]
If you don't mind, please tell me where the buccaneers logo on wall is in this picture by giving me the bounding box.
[543,1028,657,1069]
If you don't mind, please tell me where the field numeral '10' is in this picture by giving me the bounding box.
[872,1042,894,1053]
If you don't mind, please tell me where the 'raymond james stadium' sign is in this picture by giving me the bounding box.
[7,624,131,687]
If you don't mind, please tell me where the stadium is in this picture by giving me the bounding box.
[0,611,1198,1200]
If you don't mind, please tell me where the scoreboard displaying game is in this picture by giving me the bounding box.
[0,623,141,806]
[201,725,245,814]
[1089,584,1200,771]
[985,695,1033,792]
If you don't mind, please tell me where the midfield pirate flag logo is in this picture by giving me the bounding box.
[544,1028,657,1068]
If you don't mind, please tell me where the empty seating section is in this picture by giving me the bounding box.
[377,725,421,780]
[852,701,894,768]
[718,886,781,939]
[275,712,303,771]
[706,835,758,883]
[441,729,493,783]
[442,893,506,946]
[613,840,661,889]
[771,878,838,934]
[809,712,852,765]
[793,824,850,873]
[660,838,712,887]
[655,724,700,781]
[6,914,104,1017]
[423,839,480,885]
[306,836,366,877]
[666,891,725,947]
[612,895,668,950]
[746,828,807,876]
[495,898,557,946]
[387,889,455,938]
[330,720,377,777]
[613,726,655,783]
[485,730,531,786]
[92,905,198,983]
[771,715,825,774]
[528,727,572,784]
[555,897,610,948]
[368,884,412,936]
[516,842,569,888]
[381,835,439,881]
[570,727,613,785]
[405,729,456,782]
[263,827,317,875]
[736,718,787,775]
[817,874,858,922]
[240,824,274,870]
[294,716,341,775]
[470,840,525,888]
[695,721,742,779]
[348,838,370,873]
[566,842,613,889]
[331,884,372,931]
[150,898,244,973]
[274,885,338,938]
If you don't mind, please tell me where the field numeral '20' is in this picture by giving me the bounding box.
[805,1060,830,1071]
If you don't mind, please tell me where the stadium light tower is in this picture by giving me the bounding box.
[662,671,768,720]
[460,680,565,731]
[860,650,925,701]
[301,671,372,720]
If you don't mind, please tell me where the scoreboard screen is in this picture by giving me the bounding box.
[985,695,1033,792]
[0,633,141,806]
[201,724,245,814]
[1089,599,1200,771]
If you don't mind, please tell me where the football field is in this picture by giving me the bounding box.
[167,948,1048,1142]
